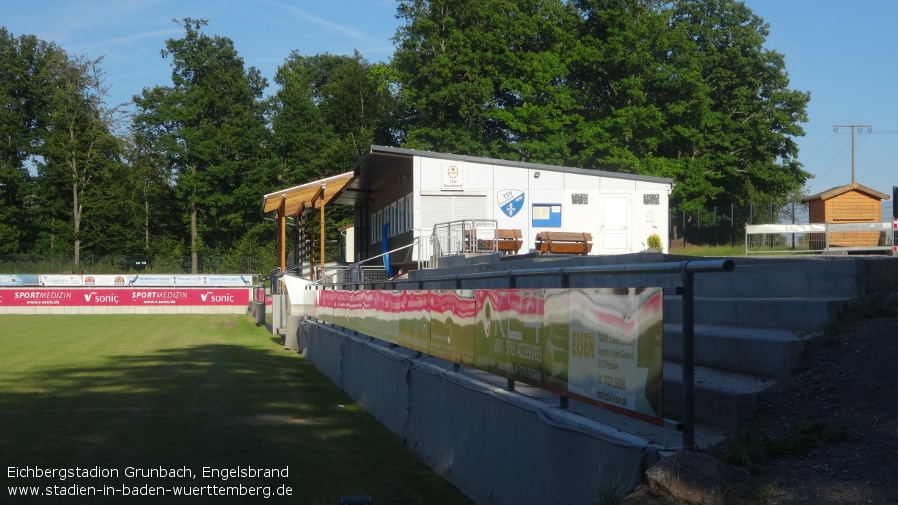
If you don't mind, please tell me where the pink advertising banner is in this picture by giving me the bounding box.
[0,288,250,307]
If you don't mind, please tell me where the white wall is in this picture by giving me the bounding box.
[412,155,671,255]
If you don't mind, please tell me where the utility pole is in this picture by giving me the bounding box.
[833,124,872,184]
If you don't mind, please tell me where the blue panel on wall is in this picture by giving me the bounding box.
[532,204,562,227]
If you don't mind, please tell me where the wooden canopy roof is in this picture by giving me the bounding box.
[261,171,355,217]
[261,171,355,275]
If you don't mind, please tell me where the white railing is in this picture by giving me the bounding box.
[745,221,895,255]
[429,219,498,261]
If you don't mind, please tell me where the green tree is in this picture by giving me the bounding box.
[269,51,399,263]
[392,0,511,155]
[0,29,60,254]
[393,0,582,163]
[123,131,178,251]
[567,0,671,172]
[270,51,398,185]
[662,0,810,209]
[570,0,809,210]
[393,0,810,212]
[24,45,124,267]
[133,19,274,273]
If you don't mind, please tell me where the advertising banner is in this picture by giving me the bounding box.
[397,291,431,354]
[429,290,476,366]
[126,275,176,286]
[4,274,256,288]
[173,275,253,286]
[83,275,130,286]
[311,286,663,421]
[474,290,545,386]
[0,288,249,307]
[39,275,83,286]
[0,275,39,287]
[544,288,663,420]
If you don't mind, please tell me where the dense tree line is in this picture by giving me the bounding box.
[0,0,809,272]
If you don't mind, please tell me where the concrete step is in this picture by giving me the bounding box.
[692,259,865,299]
[662,362,775,432]
[664,295,846,331]
[662,324,808,379]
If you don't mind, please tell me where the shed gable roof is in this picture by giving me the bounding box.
[802,182,890,203]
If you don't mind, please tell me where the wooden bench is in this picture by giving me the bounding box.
[477,229,523,255]
[534,231,593,255]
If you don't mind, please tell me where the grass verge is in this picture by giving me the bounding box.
[0,314,472,504]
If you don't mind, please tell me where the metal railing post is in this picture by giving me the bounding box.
[681,265,696,450]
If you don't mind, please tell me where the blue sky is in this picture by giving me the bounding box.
[4,0,896,219]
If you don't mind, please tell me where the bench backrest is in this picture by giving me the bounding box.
[534,231,593,254]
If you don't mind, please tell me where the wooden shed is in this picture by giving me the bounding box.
[802,182,890,248]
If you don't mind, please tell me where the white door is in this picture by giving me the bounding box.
[601,196,629,253]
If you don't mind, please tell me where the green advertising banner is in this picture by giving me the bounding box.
[429,290,476,366]
[474,290,545,386]
[547,288,663,420]
[314,286,663,422]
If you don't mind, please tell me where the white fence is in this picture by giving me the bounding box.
[745,221,896,255]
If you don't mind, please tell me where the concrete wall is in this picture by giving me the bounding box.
[297,318,659,505]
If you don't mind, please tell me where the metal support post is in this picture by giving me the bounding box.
[893,186,897,255]
[681,266,696,450]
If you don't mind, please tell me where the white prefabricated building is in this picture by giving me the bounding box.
[328,146,673,269]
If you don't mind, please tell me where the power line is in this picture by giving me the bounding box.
[801,132,836,165]
[807,128,875,193]
[832,124,872,184]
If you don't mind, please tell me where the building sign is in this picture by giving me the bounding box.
[441,162,464,191]
[497,189,525,217]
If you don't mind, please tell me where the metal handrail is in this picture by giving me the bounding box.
[315,258,734,290]
[312,238,420,285]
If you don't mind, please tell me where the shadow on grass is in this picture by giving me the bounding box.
[0,319,471,505]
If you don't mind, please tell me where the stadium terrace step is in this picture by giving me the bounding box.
[663,295,847,331]
[662,362,775,432]
[690,258,866,299]
[662,324,807,380]
[357,254,898,434]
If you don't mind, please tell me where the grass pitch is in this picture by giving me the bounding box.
[0,314,472,504]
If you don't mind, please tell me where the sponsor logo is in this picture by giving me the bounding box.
[131,291,187,299]
[83,291,120,303]
[201,292,235,303]
[497,189,525,218]
[14,291,72,299]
